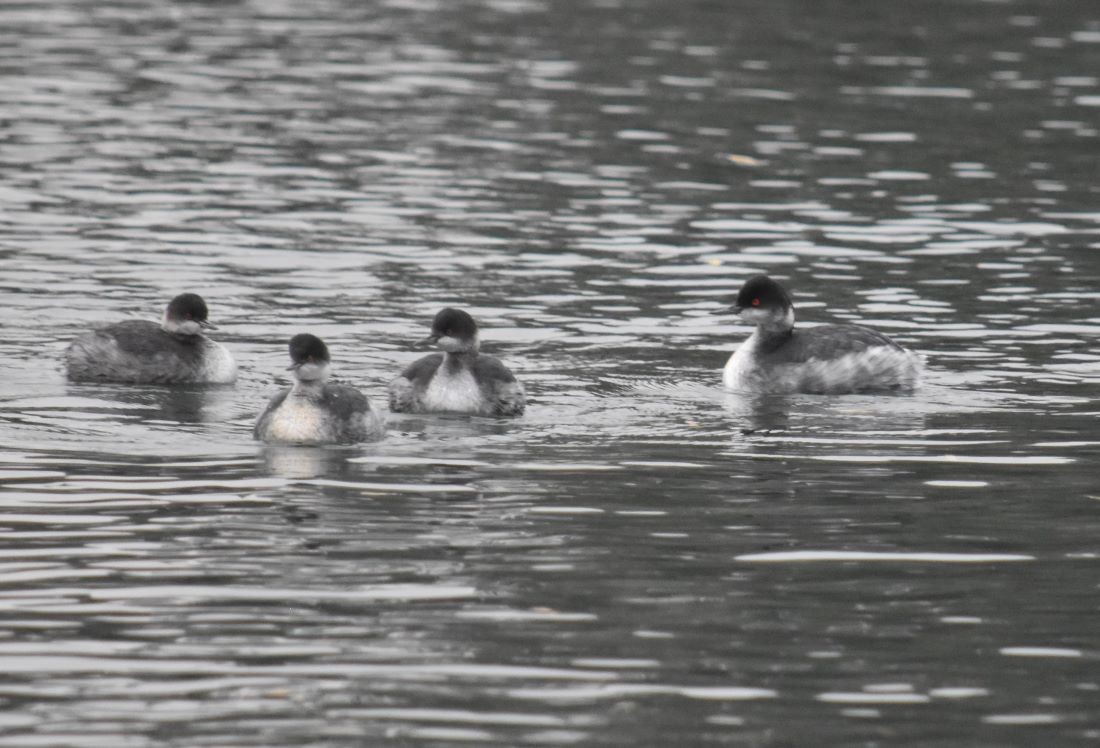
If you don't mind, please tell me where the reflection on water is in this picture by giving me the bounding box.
[2,0,1100,744]
[259,444,358,480]
[85,384,238,424]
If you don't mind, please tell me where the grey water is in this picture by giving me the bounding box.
[2,0,1099,744]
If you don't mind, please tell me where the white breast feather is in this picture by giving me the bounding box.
[723,333,758,391]
[422,367,483,413]
[202,342,238,384]
[267,398,326,443]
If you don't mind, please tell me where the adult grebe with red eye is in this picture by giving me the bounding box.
[724,274,923,394]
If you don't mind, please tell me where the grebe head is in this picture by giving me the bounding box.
[287,333,331,383]
[162,293,215,336]
[420,307,480,354]
[733,275,795,333]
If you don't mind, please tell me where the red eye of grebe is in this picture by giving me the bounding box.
[751,298,760,306]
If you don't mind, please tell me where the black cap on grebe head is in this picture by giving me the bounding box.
[733,275,794,313]
[420,307,480,353]
[163,293,214,335]
[288,333,331,368]
[287,333,332,383]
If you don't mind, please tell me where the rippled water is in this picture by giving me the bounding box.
[2,0,1099,744]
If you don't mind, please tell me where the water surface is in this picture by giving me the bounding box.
[2,0,1099,744]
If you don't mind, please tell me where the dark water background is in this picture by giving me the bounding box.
[2,0,1099,744]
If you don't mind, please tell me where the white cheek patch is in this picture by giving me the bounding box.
[163,318,203,336]
[437,335,478,353]
[739,308,770,325]
[295,362,329,382]
[437,336,463,353]
[738,306,793,332]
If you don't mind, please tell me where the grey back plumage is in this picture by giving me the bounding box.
[747,324,921,394]
[762,324,903,363]
[319,383,373,424]
[388,353,444,413]
[319,383,383,443]
[472,354,526,416]
[67,320,213,384]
